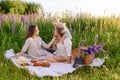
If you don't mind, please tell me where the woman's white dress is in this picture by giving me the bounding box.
[21,36,53,60]
[53,38,72,59]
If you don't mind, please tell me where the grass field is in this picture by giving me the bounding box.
[0,14,120,80]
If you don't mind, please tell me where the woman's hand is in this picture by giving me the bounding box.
[16,51,24,58]
[45,37,56,48]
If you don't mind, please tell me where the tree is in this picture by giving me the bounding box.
[0,0,26,14]
[25,2,43,14]
[0,0,43,14]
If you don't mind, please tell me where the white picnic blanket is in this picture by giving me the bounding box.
[4,49,105,77]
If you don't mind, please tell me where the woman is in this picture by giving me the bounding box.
[46,23,72,63]
[17,24,55,60]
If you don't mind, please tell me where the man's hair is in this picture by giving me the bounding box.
[56,23,65,37]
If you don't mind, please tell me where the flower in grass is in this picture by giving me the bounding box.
[0,15,5,24]
[12,21,16,33]
[94,34,98,45]
[95,34,98,39]
[8,14,15,23]
[0,15,5,27]
[29,14,36,23]
[0,19,1,28]
[33,14,36,20]
[69,16,73,24]
[21,15,26,24]
[9,14,16,32]
[8,14,11,21]
[11,14,15,22]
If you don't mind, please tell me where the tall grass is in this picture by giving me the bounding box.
[0,13,120,80]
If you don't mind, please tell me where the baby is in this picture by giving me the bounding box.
[52,18,72,49]
[52,17,60,29]
[52,17,72,39]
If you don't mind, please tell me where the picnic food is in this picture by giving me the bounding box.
[33,61,50,67]
[31,59,38,63]
[33,61,43,66]
[16,56,28,66]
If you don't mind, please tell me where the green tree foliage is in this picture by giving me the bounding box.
[0,0,43,14]
[25,2,43,14]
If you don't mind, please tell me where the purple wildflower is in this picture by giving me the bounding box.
[82,35,105,58]
[11,14,15,22]
[0,19,1,28]
[21,15,26,24]
[93,45,99,53]
[0,15,5,23]
[12,21,16,32]
[94,34,98,45]
[99,48,106,53]
[8,15,11,21]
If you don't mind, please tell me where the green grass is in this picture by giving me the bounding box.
[0,14,120,80]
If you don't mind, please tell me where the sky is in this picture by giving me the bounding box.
[22,0,120,17]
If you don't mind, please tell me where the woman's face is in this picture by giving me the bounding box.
[34,26,39,36]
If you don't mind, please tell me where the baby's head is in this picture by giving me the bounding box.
[52,17,60,27]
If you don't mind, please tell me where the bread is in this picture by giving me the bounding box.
[31,59,38,63]
[42,61,50,67]
[33,61,50,67]
[33,61,43,66]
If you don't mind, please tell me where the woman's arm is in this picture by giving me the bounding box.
[64,38,72,63]
[45,38,55,48]
[16,51,24,57]
[17,39,30,58]
[41,37,55,49]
